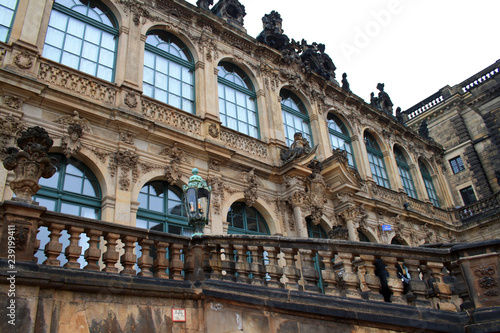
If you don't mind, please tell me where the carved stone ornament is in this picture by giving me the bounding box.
[14,50,33,69]
[56,110,93,134]
[13,225,29,251]
[306,160,327,225]
[118,0,164,26]
[120,131,135,145]
[3,126,57,204]
[329,225,349,240]
[0,113,25,139]
[124,91,138,108]
[61,123,83,158]
[207,175,223,215]
[3,96,23,109]
[197,0,213,10]
[208,123,220,138]
[208,159,221,172]
[240,168,262,207]
[108,150,139,191]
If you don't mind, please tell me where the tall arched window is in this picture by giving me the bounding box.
[34,154,101,266]
[43,0,118,82]
[328,113,355,167]
[281,90,311,146]
[218,62,258,138]
[394,147,417,199]
[137,181,192,236]
[227,202,269,235]
[419,161,440,207]
[364,132,390,188]
[143,31,195,113]
[0,0,18,42]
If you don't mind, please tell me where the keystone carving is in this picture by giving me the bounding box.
[240,168,262,207]
[61,124,83,158]
[109,150,139,191]
[56,111,93,134]
[3,126,57,204]
[160,143,187,185]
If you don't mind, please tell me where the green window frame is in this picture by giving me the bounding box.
[143,30,195,113]
[364,132,390,188]
[136,181,192,236]
[281,90,312,147]
[227,202,270,235]
[394,147,417,199]
[0,0,18,42]
[42,0,118,82]
[419,161,440,207]
[34,154,101,267]
[218,62,259,138]
[328,113,355,168]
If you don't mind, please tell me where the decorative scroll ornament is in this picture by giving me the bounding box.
[211,0,246,27]
[3,126,57,204]
[56,110,93,134]
[118,0,164,26]
[160,143,188,185]
[120,130,135,145]
[3,96,23,109]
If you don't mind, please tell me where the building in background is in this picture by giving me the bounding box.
[0,0,499,331]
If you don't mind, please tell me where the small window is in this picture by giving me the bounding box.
[449,156,465,174]
[0,0,18,42]
[460,186,477,206]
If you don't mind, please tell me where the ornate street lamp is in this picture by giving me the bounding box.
[183,168,211,236]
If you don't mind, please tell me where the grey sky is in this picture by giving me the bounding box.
[185,0,499,111]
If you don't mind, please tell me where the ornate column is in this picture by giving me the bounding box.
[288,192,308,238]
[338,205,359,241]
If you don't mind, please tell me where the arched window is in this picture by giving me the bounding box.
[218,62,258,138]
[307,221,328,239]
[143,31,195,113]
[328,113,355,167]
[35,154,101,218]
[419,161,440,207]
[137,181,192,236]
[281,90,311,146]
[43,0,118,82]
[394,147,417,199]
[227,202,269,235]
[359,231,370,242]
[364,132,390,188]
[0,0,18,42]
[34,154,101,266]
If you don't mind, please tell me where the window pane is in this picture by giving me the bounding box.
[61,51,79,68]
[67,18,85,38]
[81,206,98,219]
[83,179,98,197]
[63,174,82,193]
[49,11,68,31]
[169,77,181,95]
[84,25,100,44]
[61,202,80,215]
[97,65,112,81]
[82,42,99,61]
[99,48,114,67]
[35,197,57,211]
[100,32,115,50]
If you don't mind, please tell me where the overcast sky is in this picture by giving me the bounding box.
[185,0,499,111]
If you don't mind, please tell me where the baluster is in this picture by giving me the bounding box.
[64,226,84,269]
[138,239,154,277]
[120,236,137,275]
[299,249,320,293]
[318,250,338,296]
[208,244,222,280]
[426,261,456,311]
[337,252,361,299]
[220,244,236,282]
[446,260,470,309]
[282,247,301,291]
[103,233,120,273]
[84,230,102,271]
[154,241,169,279]
[234,244,250,284]
[248,245,264,286]
[404,259,431,307]
[170,243,185,280]
[43,223,64,266]
[360,255,383,301]
[264,246,283,289]
[353,256,369,294]
[381,256,405,304]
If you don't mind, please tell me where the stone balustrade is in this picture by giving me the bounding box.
[2,201,499,315]
[456,191,500,223]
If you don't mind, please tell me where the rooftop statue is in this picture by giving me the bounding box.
[211,0,246,27]
[341,73,351,92]
[376,83,393,115]
[370,92,380,109]
[257,12,336,81]
[196,0,213,10]
[395,107,404,124]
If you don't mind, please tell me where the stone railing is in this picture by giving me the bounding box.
[370,184,402,206]
[455,191,500,223]
[3,201,500,314]
[37,59,117,105]
[220,127,268,159]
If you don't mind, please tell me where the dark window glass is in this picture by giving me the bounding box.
[227,202,269,235]
[460,186,477,206]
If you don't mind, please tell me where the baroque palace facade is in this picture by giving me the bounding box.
[0,0,499,332]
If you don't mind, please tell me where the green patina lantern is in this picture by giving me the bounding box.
[182,168,212,236]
